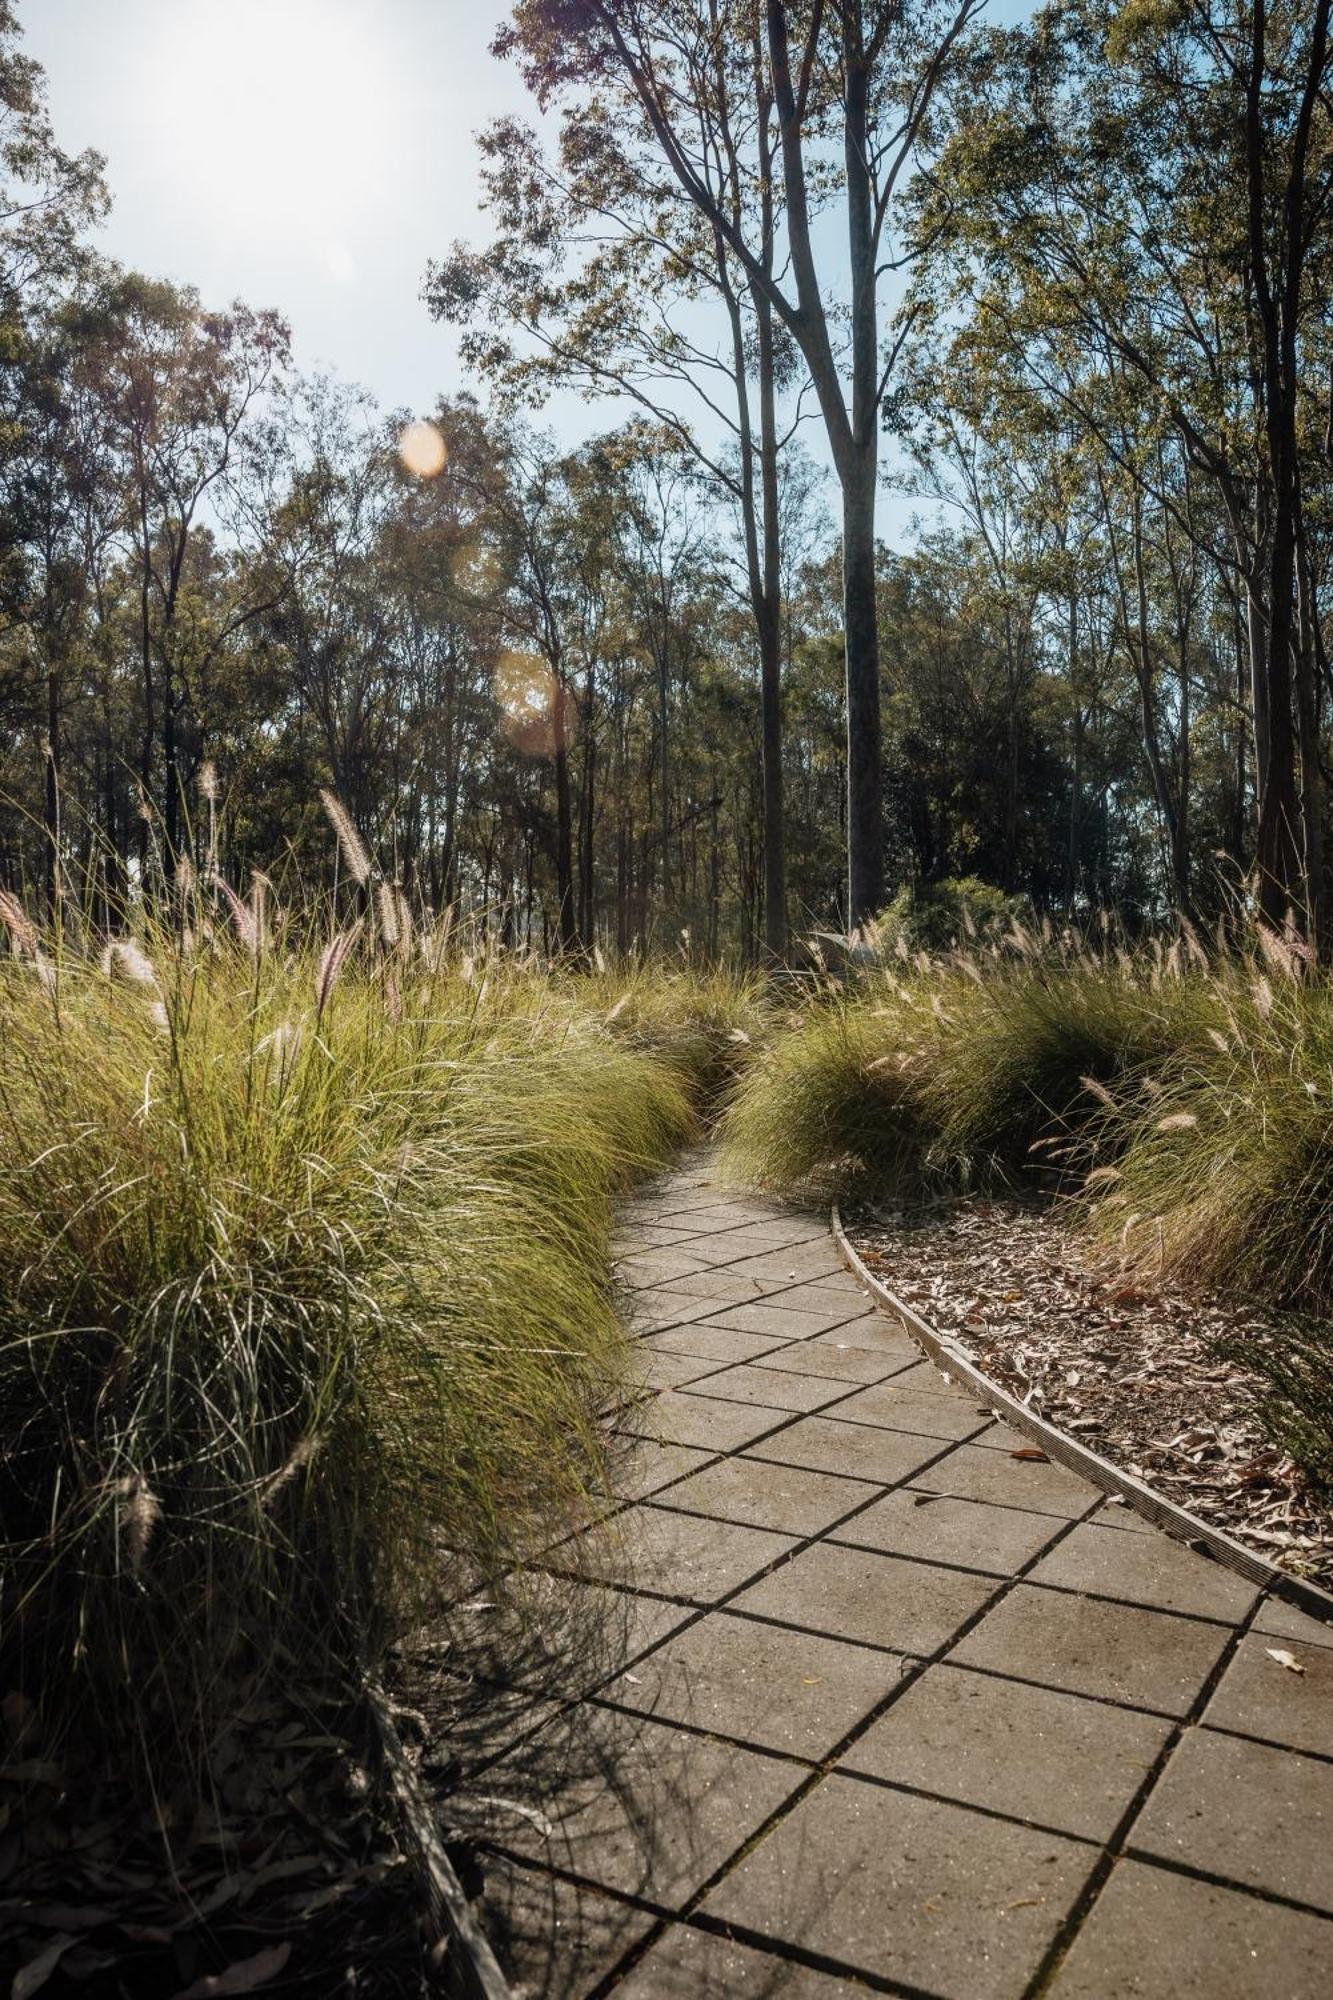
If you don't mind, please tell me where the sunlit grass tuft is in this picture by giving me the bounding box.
[717,985,937,1199]
[0,925,694,1788]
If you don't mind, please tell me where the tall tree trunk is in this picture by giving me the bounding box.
[553,674,579,954]
[1295,495,1325,949]
[44,655,60,924]
[842,444,884,927]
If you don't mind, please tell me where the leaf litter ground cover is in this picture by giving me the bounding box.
[0,1687,432,1999]
[846,1198,1333,1590]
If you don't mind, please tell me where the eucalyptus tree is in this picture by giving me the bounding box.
[85,276,290,872]
[910,0,1333,934]
[439,0,979,933]
[426,9,800,953]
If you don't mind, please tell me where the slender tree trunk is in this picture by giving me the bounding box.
[553,673,579,954]
[1295,495,1325,949]
[44,655,60,923]
[842,444,884,927]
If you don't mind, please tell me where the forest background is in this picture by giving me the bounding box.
[3,0,1331,961]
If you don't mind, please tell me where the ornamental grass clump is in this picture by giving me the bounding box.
[0,923,692,1789]
[717,985,938,1200]
[583,959,771,1107]
[920,947,1210,1178]
[1088,955,1333,1314]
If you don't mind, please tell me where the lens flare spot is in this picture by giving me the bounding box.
[398,419,447,479]
[495,652,571,758]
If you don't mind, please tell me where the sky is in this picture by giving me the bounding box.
[26,0,1029,544]
[29,0,527,420]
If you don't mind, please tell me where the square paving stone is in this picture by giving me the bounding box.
[563,1504,796,1604]
[1047,1856,1333,1999]
[1087,1496,1159,1532]
[479,1854,655,1998]
[841,1662,1171,1841]
[833,1376,994,1442]
[630,1389,793,1452]
[1252,1595,1333,1651]
[702,1771,1095,1998]
[951,1584,1231,1717]
[700,1300,866,1340]
[645,1325,788,1366]
[664,1202,773,1230]
[748,1414,950,1485]
[1131,1727,1333,1910]
[1027,1520,1259,1626]
[804,1322,921,1367]
[910,1441,1101,1517]
[615,1222,711,1251]
[653,1269,776,1301]
[733,1541,997,1655]
[652,1455,873,1538]
[626,1289,737,1333]
[1203,1632,1333,1758]
[720,1247,848,1284]
[755,1340,909,1386]
[790,1269,878,1294]
[457,1704,805,1910]
[606,1439,719,1502]
[616,1925,868,1995]
[680,1234,795,1269]
[765,1279,872,1314]
[478,1580,695,1702]
[602,1609,899,1758]
[832,1489,1065,1576]
[618,1249,719,1289]
[697,1222,833,1255]
[627,1349,729,1393]
[680,1363,852,1415]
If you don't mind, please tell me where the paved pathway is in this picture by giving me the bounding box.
[458,1158,1333,1998]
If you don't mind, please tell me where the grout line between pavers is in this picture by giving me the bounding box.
[1020,1594,1265,1997]
[472,1170,1329,1998]
[589,1498,1103,1994]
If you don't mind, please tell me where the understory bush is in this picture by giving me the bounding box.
[0,924,694,1788]
[870,876,1030,956]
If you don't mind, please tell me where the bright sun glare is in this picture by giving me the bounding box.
[148,0,399,280]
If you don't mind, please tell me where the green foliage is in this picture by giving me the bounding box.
[584,961,772,1107]
[718,987,937,1200]
[871,876,1029,956]
[0,931,693,1787]
[1088,967,1333,1314]
[921,955,1199,1173]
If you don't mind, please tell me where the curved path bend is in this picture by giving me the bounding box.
[460,1156,1333,1999]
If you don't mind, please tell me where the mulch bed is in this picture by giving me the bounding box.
[846,1197,1333,1591]
[0,1689,432,1999]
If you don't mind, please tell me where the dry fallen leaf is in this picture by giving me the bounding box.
[1265,1647,1307,1676]
[13,1934,77,2000]
[171,1941,292,1999]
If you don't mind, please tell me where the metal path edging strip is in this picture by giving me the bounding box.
[830,1204,1333,1630]
[366,1681,513,2000]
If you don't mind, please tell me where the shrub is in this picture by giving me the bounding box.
[922,956,1204,1176]
[871,876,1030,956]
